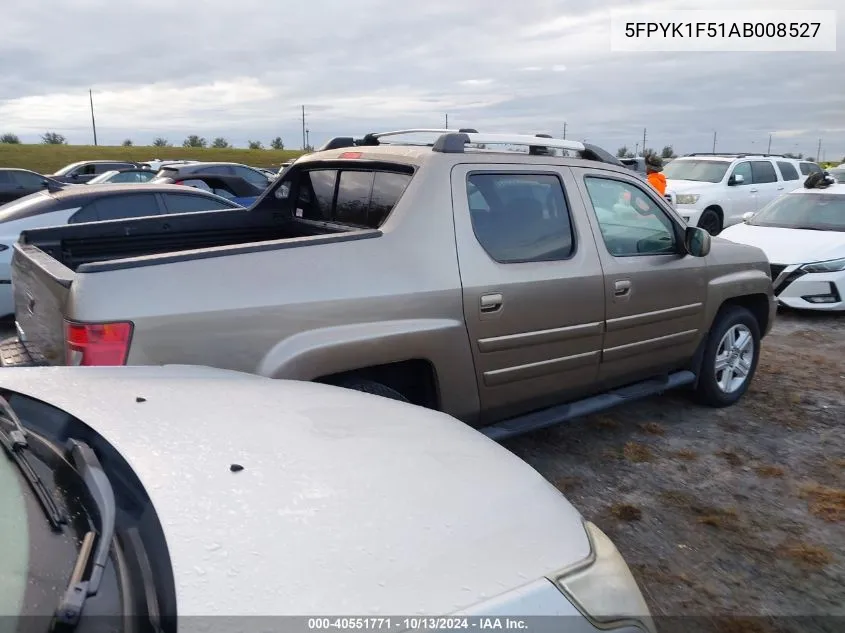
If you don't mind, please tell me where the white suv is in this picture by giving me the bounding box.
[663,154,820,235]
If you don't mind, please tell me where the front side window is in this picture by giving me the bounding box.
[750,161,778,184]
[730,162,752,185]
[584,177,677,257]
[467,173,574,263]
[776,162,800,181]
[800,162,823,175]
[10,171,44,188]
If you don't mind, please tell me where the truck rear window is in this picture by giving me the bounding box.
[295,168,412,228]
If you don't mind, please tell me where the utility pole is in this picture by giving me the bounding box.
[89,89,98,146]
[634,142,639,157]
[712,131,717,153]
[563,122,567,139]
[767,133,772,154]
[642,127,647,156]
[301,105,306,151]
[816,138,822,161]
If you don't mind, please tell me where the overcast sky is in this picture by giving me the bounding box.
[2,0,843,159]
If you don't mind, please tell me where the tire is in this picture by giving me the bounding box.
[698,208,722,236]
[335,378,410,403]
[693,305,761,407]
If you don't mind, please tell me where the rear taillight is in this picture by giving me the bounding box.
[174,180,184,185]
[64,321,133,366]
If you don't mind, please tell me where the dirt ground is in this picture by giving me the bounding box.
[505,309,844,631]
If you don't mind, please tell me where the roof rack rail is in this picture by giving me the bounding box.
[316,130,623,167]
[318,129,479,151]
[685,152,789,158]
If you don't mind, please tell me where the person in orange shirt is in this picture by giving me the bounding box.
[645,154,666,195]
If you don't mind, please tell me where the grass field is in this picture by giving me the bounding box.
[0,144,305,174]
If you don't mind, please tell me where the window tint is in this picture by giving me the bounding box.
[776,161,800,181]
[800,162,822,175]
[161,193,236,214]
[197,165,234,176]
[69,193,160,223]
[11,171,45,188]
[296,170,337,221]
[467,173,574,263]
[370,172,412,226]
[731,162,752,185]
[584,177,677,257]
[335,171,374,226]
[79,164,98,175]
[233,166,269,187]
[180,179,213,192]
[0,171,10,184]
[750,161,777,184]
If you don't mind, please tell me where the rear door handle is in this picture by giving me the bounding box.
[614,280,632,296]
[480,293,503,313]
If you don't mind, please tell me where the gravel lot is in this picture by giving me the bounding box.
[506,309,844,631]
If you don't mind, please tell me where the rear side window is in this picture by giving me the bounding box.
[10,171,44,187]
[197,165,234,176]
[750,161,777,184]
[800,162,823,175]
[466,173,574,263]
[776,162,800,181]
[295,169,411,229]
[161,193,237,213]
[69,193,161,223]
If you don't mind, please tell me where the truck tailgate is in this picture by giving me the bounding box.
[8,243,75,365]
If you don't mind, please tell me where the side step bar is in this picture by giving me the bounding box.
[481,370,696,442]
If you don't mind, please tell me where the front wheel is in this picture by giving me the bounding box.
[693,306,761,407]
[698,208,722,236]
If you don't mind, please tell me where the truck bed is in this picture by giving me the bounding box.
[19,206,370,273]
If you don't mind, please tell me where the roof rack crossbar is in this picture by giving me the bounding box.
[686,152,790,158]
[433,133,586,154]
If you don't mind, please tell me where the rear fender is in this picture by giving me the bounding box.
[256,318,480,421]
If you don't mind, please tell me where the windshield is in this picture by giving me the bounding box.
[663,160,730,183]
[87,170,120,184]
[52,162,84,176]
[830,168,845,183]
[0,448,30,616]
[750,192,845,231]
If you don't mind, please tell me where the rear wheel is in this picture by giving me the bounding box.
[693,306,761,407]
[334,378,410,403]
[698,208,722,236]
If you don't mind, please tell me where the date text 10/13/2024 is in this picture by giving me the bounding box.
[307,617,529,631]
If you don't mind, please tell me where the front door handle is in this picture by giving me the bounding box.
[777,187,784,191]
[750,188,759,193]
[480,293,503,313]
[614,280,632,297]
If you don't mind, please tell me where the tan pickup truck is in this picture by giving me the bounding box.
[1,129,776,439]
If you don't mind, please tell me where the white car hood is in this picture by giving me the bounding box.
[1,366,589,616]
[665,179,721,195]
[720,223,845,265]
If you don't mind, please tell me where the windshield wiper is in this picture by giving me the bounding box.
[54,439,117,629]
[0,395,65,530]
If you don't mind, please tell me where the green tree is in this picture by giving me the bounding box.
[248,140,263,150]
[0,133,20,144]
[211,137,230,149]
[616,146,629,158]
[660,145,676,159]
[41,131,66,145]
[182,135,207,148]
[153,137,170,147]
[122,139,133,147]
[269,136,284,150]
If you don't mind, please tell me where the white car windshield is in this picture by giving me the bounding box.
[663,160,730,183]
[750,192,845,232]
[829,168,845,183]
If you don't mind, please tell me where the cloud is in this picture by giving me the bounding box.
[1,0,843,160]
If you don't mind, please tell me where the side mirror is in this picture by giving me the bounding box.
[742,211,755,223]
[728,174,744,186]
[684,226,711,257]
[70,173,80,180]
[41,179,50,189]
